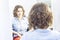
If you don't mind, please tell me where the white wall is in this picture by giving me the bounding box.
[9,0,51,17]
[52,0,60,31]
[9,0,37,17]
[0,0,12,40]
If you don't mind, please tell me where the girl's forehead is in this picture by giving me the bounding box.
[18,8,23,11]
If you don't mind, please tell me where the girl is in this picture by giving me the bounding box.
[12,5,28,40]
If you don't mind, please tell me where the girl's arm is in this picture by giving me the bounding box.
[12,30,22,37]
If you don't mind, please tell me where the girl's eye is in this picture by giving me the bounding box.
[17,10,23,12]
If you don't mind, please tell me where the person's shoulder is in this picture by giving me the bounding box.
[51,30,60,35]
[23,17,28,23]
[21,31,33,40]
[51,30,60,38]
[12,17,18,24]
[12,17,16,21]
[24,31,32,35]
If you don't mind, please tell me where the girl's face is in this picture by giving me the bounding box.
[16,8,24,18]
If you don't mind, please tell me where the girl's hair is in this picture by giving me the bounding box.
[13,5,25,17]
[28,3,53,29]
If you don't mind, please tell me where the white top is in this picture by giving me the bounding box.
[21,29,60,40]
[12,17,29,37]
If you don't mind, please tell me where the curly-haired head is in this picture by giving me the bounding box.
[13,5,25,17]
[28,3,53,29]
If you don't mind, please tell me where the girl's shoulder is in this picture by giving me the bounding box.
[12,17,18,24]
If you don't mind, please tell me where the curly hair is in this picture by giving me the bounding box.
[13,5,25,17]
[28,3,53,29]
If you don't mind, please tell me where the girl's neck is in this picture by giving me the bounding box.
[18,16,23,20]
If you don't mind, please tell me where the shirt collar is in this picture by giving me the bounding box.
[34,28,51,33]
[14,17,25,21]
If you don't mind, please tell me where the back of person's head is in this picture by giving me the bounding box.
[28,3,53,29]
